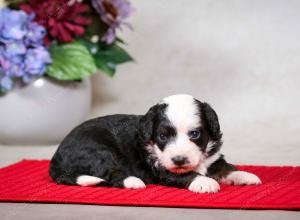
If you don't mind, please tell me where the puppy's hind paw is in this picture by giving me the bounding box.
[188,176,220,193]
[123,176,146,189]
[76,175,105,186]
[222,171,262,185]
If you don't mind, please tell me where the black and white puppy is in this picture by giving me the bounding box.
[49,94,261,193]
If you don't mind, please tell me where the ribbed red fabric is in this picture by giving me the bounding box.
[0,160,299,210]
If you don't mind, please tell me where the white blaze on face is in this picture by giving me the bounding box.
[161,94,200,131]
[155,94,205,173]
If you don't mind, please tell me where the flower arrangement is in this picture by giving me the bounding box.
[0,0,134,94]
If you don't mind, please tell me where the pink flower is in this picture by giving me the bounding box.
[91,0,134,44]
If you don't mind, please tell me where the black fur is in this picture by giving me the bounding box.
[206,155,237,181]
[196,101,223,156]
[49,99,236,190]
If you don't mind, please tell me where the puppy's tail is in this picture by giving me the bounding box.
[49,161,105,186]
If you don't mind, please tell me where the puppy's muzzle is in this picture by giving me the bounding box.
[171,156,189,166]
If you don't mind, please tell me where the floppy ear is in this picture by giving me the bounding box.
[138,105,157,144]
[201,102,222,141]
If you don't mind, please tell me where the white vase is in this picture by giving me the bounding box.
[0,77,91,145]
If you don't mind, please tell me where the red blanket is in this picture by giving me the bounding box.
[0,160,299,210]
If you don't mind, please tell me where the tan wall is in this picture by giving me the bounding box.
[91,0,300,164]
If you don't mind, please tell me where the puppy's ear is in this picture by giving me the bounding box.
[138,105,157,144]
[201,102,222,141]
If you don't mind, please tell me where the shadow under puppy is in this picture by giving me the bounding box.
[49,94,261,193]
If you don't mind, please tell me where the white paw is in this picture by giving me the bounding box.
[222,171,262,185]
[188,176,220,193]
[76,175,105,186]
[123,176,146,189]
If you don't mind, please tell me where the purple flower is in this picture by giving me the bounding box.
[0,8,52,93]
[91,0,134,44]
[4,41,26,56]
[24,16,47,45]
[0,76,13,91]
[5,55,25,77]
[0,8,27,40]
[24,46,51,75]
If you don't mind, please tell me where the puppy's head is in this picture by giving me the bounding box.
[139,94,222,174]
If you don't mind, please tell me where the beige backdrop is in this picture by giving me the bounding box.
[91,0,300,165]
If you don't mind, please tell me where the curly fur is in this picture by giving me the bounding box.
[49,94,261,192]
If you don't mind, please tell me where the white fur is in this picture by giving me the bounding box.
[154,94,205,172]
[206,141,217,153]
[222,171,262,185]
[196,152,221,175]
[163,133,204,171]
[146,140,204,173]
[188,176,220,193]
[161,94,201,130]
[147,144,198,172]
[76,175,105,186]
[123,176,146,189]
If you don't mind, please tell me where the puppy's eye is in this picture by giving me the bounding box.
[158,133,168,142]
[188,130,201,140]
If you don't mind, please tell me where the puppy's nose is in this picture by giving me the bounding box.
[171,156,188,166]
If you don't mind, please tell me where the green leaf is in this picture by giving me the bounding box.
[46,42,97,81]
[7,0,27,8]
[115,37,127,45]
[97,44,134,64]
[77,38,133,76]
[0,88,5,96]
[77,38,100,55]
[94,56,116,77]
[79,39,133,64]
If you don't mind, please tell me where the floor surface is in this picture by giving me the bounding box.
[0,144,299,220]
[0,203,299,220]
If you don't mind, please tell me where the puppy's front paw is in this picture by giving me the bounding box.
[123,176,146,189]
[222,171,262,185]
[188,176,220,193]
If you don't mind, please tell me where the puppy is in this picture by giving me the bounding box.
[49,94,261,193]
